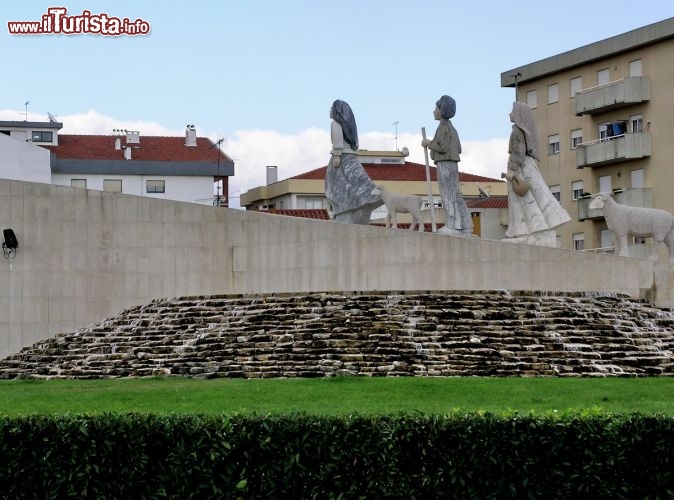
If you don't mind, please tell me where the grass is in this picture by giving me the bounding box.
[2,376,674,416]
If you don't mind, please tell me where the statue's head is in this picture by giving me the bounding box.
[588,192,610,210]
[331,99,358,150]
[436,95,456,120]
[510,101,539,160]
[510,102,534,126]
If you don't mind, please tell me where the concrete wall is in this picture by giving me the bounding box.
[1,178,672,359]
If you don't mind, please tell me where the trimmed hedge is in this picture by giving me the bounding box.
[1,413,673,498]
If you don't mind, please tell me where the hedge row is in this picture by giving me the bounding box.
[1,412,673,499]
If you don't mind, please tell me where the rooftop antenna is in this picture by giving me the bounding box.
[24,101,29,121]
[210,138,225,206]
[477,183,490,198]
[511,72,522,100]
[393,121,399,151]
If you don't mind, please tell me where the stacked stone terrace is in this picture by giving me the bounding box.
[1,291,674,379]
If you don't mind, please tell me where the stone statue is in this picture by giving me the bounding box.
[504,102,570,247]
[325,100,383,224]
[589,192,674,262]
[421,95,474,236]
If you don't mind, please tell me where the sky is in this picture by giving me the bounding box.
[2,1,672,208]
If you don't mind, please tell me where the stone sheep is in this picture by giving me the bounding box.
[589,192,674,262]
[371,185,424,231]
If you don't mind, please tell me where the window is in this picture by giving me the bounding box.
[422,197,442,209]
[629,59,642,77]
[631,169,644,188]
[146,180,165,193]
[599,175,612,194]
[32,131,53,142]
[570,77,582,97]
[630,114,643,133]
[597,68,610,86]
[304,198,323,209]
[573,233,585,251]
[547,83,559,104]
[549,184,561,202]
[526,90,537,109]
[571,181,584,200]
[600,230,613,250]
[103,179,122,193]
[548,134,560,155]
[70,179,87,189]
[571,129,583,149]
[599,123,609,141]
[633,236,647,245]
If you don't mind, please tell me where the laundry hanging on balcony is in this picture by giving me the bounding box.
[606,121,627,137]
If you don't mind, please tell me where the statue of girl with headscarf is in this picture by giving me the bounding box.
[421,95,474,236]
[504,102,570,246]
[325,100,382,224]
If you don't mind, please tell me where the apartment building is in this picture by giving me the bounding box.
[501,17,674,254]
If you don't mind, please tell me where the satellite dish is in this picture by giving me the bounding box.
[47,112,57,123]
[401,146,409,157]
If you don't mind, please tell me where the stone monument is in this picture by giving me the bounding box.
[503,102,570,247]
[589,192,674,262]
[421,95,474,236]
[325,99,382,224]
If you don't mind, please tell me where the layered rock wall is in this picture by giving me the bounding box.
[2,291,673,379]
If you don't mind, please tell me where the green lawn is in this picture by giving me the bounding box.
[2,377,674,416]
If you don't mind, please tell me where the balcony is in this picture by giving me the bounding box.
[575,77,651,115]
[577,187,652,221]
[575,132,651,168]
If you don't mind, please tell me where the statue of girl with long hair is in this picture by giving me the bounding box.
[325,100,382,224]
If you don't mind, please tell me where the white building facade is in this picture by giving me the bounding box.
[0,121,234,206]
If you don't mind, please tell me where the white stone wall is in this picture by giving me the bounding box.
[0,135,52,184]
[1,178,670,359]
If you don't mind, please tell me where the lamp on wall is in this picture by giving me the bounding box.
[2,229,18,259]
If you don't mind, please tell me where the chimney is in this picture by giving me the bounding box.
[126,130,140,145]
[185,124,197,147]
[124,146,132,160]
[114,137,121,150]
[266,165,278,185]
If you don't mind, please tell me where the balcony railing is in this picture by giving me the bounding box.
[575,76,651,115]
[577,187,652,221]
[575,132,651,168]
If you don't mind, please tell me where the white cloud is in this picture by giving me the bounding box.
[1,109,508,209]
[0,109,182,136]
[220,128,331,208]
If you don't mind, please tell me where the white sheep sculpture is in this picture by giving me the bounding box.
[588,192,674,262]
[371,185,424,232]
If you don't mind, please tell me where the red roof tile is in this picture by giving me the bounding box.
[260,209,330,220]
[292,161,504,183]
[466,196,509,209]
[41,135,233,163]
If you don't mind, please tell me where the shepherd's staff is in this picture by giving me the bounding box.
[421,127,437,233]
